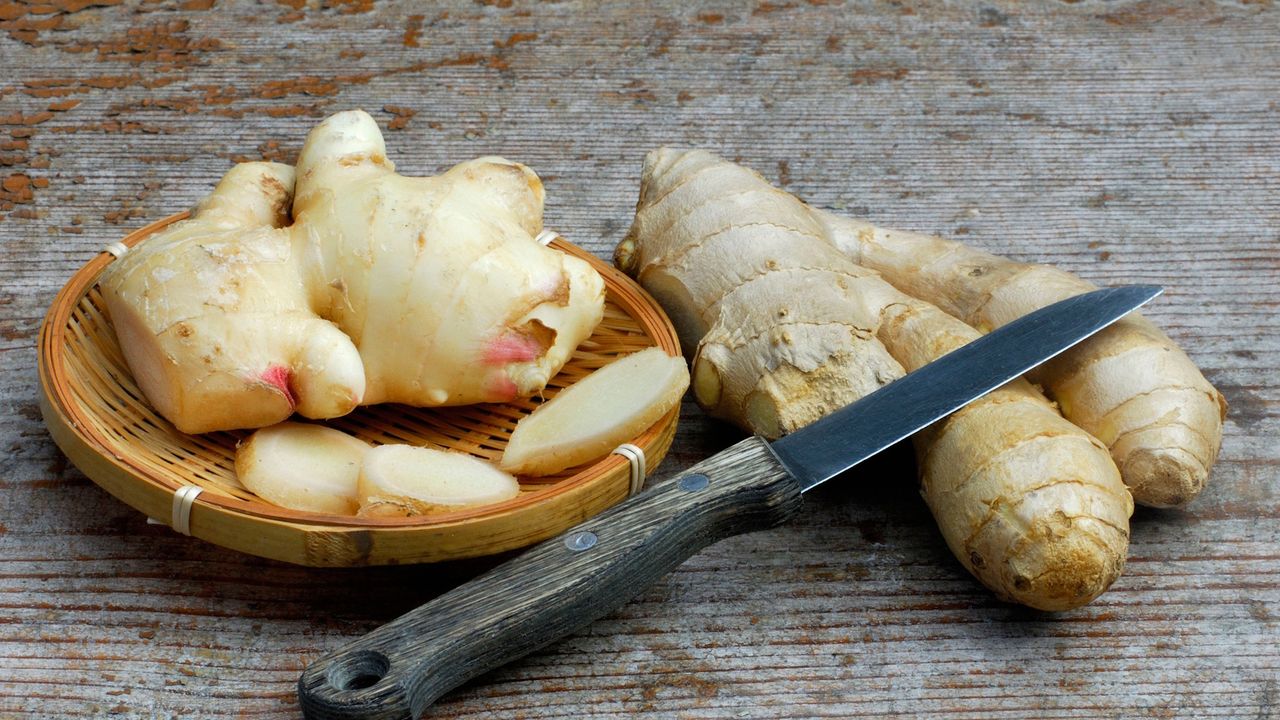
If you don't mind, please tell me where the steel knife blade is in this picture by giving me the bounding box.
[772,284,1163,491]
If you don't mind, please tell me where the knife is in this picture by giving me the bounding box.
[298,284,1161,720]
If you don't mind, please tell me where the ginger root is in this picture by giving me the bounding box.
[101,162,366,433]
[616,148,1133,610]
[101,110,605,434]
[816,215,1225,508]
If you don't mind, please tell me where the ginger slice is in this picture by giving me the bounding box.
[235,421,370,515]
[357,445,520,517]
[500,346,689,477]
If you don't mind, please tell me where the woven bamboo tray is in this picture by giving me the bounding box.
[38,212,682,567]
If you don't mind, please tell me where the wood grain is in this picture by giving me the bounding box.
[1,1,1277,718]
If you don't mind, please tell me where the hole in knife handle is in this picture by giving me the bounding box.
[327,650,390,692]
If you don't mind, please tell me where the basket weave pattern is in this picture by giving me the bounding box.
[39,213,681,566]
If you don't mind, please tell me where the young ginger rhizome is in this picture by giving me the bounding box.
[101,111,606,434]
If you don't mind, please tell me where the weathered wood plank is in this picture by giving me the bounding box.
[1,0,1277,718]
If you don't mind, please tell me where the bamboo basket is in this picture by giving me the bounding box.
[38,212,682,567]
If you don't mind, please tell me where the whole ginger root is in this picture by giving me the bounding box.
[101,110,606,434]
[815,214,1225,508]
[616,148,1132,611]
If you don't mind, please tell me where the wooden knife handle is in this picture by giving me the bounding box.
[297,436,803,720]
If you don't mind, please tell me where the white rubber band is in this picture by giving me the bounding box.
[103,241,129,258]
[612,443,646,497]
[535,229,558,246]
[170,485,203,536]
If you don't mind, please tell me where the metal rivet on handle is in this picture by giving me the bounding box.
[564,531,597,552]
[678,474,709,492]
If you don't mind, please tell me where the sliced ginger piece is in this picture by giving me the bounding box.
[500,346,690,476]
[235,421,370,515]
[357,445,521,518]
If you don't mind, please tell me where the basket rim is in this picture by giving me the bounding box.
[39,211,681,533]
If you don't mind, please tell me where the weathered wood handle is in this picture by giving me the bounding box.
[297,436,802,719]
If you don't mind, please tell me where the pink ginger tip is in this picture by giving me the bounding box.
[482,333,542,365]
[260,365,297,410]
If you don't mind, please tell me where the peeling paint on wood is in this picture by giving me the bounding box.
[1,0,1278,718]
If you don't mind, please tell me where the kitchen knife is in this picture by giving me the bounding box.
[298,284,1161,720]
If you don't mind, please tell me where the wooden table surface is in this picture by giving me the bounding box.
[3,1,1277,718]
